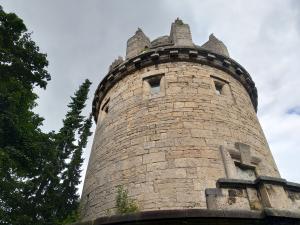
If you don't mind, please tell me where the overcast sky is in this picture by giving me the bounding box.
[2,0,300,193]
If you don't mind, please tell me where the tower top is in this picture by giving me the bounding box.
[125,19,229,59]
[94,19,258,122]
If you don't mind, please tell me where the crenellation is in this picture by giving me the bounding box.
[126,28,150,59]
[170,18,194,47]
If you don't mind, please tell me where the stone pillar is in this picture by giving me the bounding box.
[126,28,150,59]
[170,18,194,47]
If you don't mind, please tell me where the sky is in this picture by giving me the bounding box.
[1,0,300,194]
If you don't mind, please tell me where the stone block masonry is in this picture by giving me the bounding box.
[81,61,279,221]
[79,19,300,224]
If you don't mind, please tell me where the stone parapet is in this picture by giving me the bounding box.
[206,176,300,212]
[71,209,300,225]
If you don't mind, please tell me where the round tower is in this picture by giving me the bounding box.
[80,19,300,224]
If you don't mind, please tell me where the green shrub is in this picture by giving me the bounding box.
[116,185,139,214]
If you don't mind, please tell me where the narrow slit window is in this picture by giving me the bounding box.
[104,105,109,114]
[148,76,161,94]
[100,98,110,122]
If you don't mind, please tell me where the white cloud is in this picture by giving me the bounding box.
[2,0,300,194]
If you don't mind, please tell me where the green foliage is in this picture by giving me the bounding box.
[60,209,80,225]
[141,46,149,54]
[53,80,93,224]
[104,209,112,217]
[116,185,139,215]
[0,5,93,225]
[0,5,51,225]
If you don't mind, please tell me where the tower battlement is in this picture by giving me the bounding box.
[79,19,300,225]
[95,19,257,121]
[124,18,225,61]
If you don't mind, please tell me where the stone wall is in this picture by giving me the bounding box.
[81,62,279,221]
[206,176,300,212]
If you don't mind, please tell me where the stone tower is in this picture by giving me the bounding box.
[78,19,300,225]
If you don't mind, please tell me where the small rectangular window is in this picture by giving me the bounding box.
[143,74,165,99]
[148,76,161,94]
[211,75,230,97]
[214,81,224,95]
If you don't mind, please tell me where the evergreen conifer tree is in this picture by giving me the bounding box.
[53,80,92,224]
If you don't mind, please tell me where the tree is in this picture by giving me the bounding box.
[25,80,92,225]
[0,5,51,224]
[0,6,93,225]
[53,80,93,224]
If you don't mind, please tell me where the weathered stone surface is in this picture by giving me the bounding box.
[151,35,172,48]
[143,152,165,164]
[81,61,281,221]
[126,28,150,59]
[201,34,230,57]
[79,19,297,223]
[259,184,290,209]
[109,56,124,71]
[207,177,300,213]
[72,209,300,225]
[170,18,194,47]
